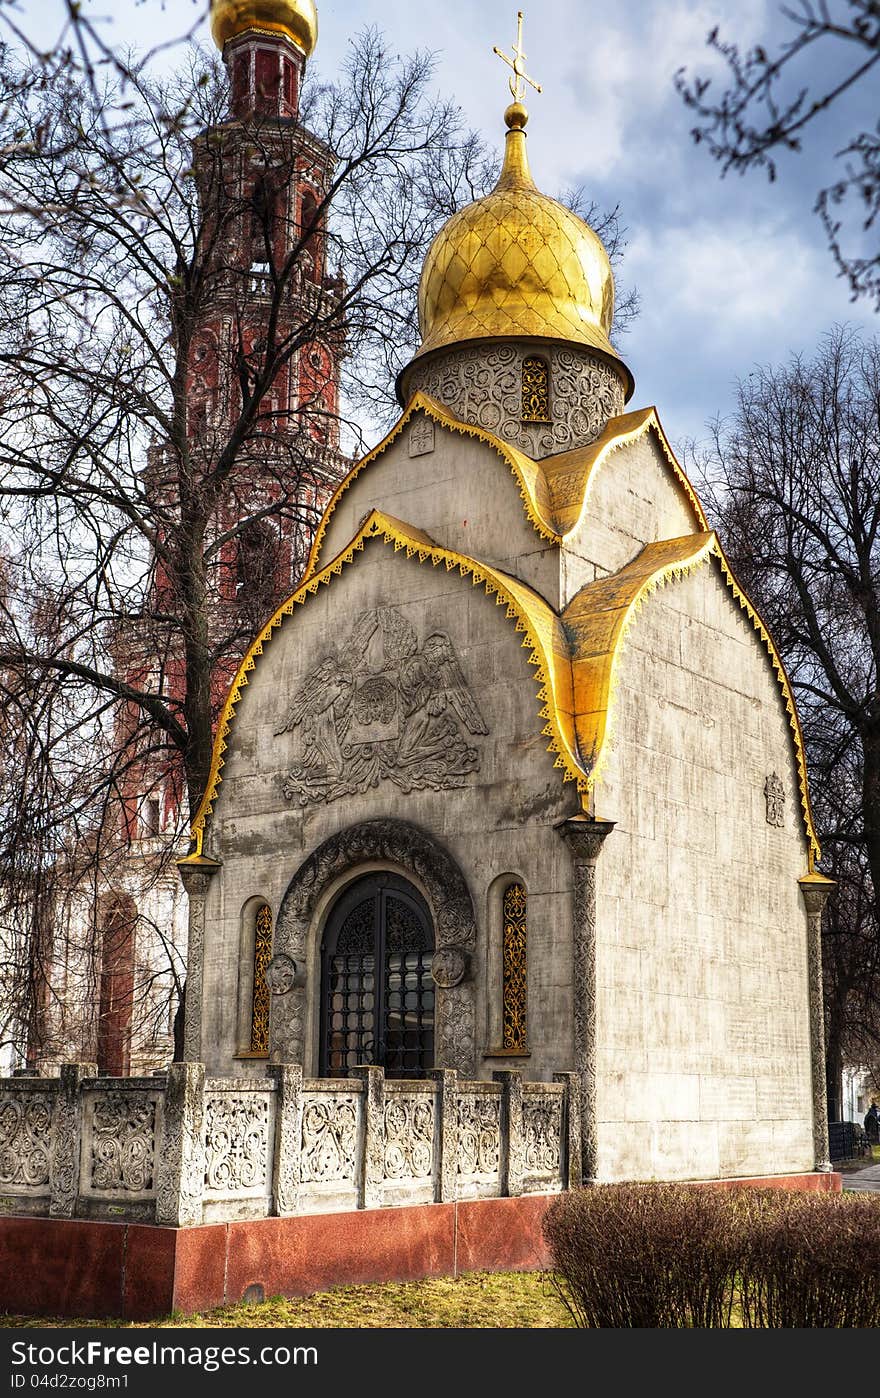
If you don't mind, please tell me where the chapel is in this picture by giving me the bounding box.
[181,4,834,1186]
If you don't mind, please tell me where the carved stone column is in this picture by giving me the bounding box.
[155,1061,205,1227]
[556,815,615,1183]
[49,1062,96,1218]
[177,857,221,1063]
[799,872,836,1173]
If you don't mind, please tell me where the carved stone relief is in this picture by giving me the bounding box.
[89,1092,156,1193]
[300,1095,359,1183]
[203,1093,270,1195]
[265,954,297,995]
[0,1092,52,1189]
[383,1096,434,1180]
[273,820,478,1077]
[456,1094,501,1176]
[430,947,468,988]
[277,608,488,807]
[522,1094,563,1176]
[765,773,785,827]
[405,342,626,458]
[408,418,435,457]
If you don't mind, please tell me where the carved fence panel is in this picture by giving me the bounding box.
[522,1086,565,1193]
[298,1083,362,1214]
[381,1082,436,1207]
[0,1064,575,1225]
[201,1080,275,1222]
[79,1083,162,1218]
[455,1084,503,1200]
[0,1082,56,1216]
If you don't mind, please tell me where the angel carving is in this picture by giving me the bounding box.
[275,654,353,777]
[394,632,488,790]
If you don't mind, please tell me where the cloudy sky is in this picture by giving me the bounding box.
[15,0,880,451]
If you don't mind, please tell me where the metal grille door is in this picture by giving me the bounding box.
[320,874,434,1079]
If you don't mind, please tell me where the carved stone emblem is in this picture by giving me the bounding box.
[277,608,488,807]
[408,417,435,457]
[431,947,469,988]
[264,954,297,995]
[765,772,785,828]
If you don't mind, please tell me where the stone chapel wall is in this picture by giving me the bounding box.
[198,544,581,1080]
[317,421,562,605]
[560,432,701,604]
[593,560,814,1181]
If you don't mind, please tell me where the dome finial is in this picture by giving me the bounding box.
[493,10,542,130]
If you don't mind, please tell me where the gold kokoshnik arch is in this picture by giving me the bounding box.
[181,511,820,870]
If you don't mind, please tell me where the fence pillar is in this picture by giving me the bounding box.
[432,1068,458,1203]
[352,1067,385,1209]
[553,1072,582,1190]
[49,1062,96,1218]
[494,1070,524,1198]
[269,1064,303,1216]
[155,1062,205,1226]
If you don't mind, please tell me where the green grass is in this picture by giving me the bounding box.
[0,1270,574,1329]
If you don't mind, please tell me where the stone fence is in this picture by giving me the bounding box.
[0,1065,581,1227]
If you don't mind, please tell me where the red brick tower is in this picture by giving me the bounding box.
[92,1,346,1073]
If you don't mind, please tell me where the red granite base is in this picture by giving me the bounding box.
[0,1172,840,1321]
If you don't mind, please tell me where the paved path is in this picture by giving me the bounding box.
[841,1162,880,1193]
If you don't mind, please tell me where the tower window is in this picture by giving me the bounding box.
[522,356,550,423]
[502,882,528,1052]
[235,520,279,611]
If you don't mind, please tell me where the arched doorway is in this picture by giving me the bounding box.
[320,873,434,1079]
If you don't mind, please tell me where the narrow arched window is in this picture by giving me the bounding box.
[300,190,322,280]
[236,519,279,613]
[250,903,273,1055]
[97,893,136,1075]
[502,882,528,1052]
[522,356,550,423]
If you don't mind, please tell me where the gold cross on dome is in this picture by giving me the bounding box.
[494,11,543,103]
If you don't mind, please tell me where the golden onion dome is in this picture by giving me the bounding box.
[210,0,318,57]
[410,102,632,396]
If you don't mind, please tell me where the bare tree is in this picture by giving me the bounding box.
[688,325,880,1116]
[0,19,639,1067]
[0,31,494,1065]
[675,1,880,307]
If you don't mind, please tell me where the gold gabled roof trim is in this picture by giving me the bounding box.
[304,392,561,581]
[564,531,820,867]
[188,513,819,869]
[544,406,710,538]
[187,509,580,858]
[565,533,716,777]
[305,398,709,582]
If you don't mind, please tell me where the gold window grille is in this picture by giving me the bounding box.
[502,882,528,1052]
[250,903,272,1055]
[522,356,550,423]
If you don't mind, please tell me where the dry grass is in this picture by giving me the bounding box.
[0,1270,573,1330]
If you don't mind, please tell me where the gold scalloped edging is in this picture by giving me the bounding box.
[184,514,820,870]
[566,534,716,791]
[714,540,820,869]
[184,508,584,858]
[541,406,710,539]
[304,391,561,581]
[568,534,820,867]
